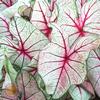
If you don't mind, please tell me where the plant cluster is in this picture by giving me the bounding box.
[0,0,100,100]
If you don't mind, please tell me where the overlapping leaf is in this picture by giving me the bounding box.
[87,46,100,97]
[58,0,100,47]
[31,0,58,38]
[0,17,49,70]
[0,70,46,100]
[16,71,46,100]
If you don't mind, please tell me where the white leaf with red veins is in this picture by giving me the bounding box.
[58,0,100,47]
[68,85,91,100]
[31,0,58,39]
[0,17,49,69]
[87,47,100,97]
[0,0,17,12]
[38,24,100,99]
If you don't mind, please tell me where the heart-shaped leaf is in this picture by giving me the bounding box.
[0,17,49,70]
[38,24,99,99]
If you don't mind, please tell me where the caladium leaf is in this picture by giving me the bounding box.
[38,24,100,99]
[16,71,46,100]
[0,0,17,12]
[58,0,100,47]
[87,46,100,97]
[68,85,91,100]
[31,0,58,39]
[0,17,49,70]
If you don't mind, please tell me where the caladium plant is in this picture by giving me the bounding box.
[0,0,100,100]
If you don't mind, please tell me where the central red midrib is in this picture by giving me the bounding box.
[78,26,85,37]
[77,1,97,37]
[16,43,32,60]
[53,29,69,94]
[13,20,33,60]
[32,2,52,38]
[3,42,32,63]
[66,1,96,38]
[52,28,84,94]
[66,13,86,37]
[76,16,86,37]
